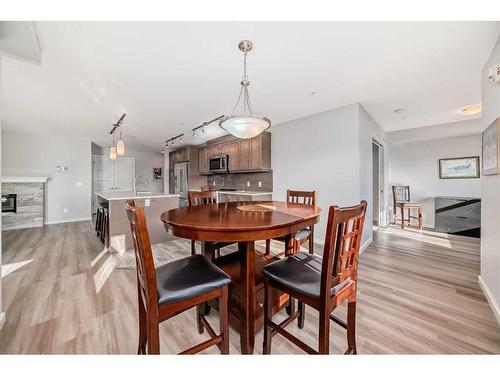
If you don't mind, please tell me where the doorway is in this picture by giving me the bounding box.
[372,140,384,227]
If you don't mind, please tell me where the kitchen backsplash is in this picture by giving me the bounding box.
[207,171,273,192]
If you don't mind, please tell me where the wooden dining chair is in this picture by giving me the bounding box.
[265,190,317,256]
[125,200,231,354]
[262,200,367,354]
[188,191,236,258]
[391,185,422,230]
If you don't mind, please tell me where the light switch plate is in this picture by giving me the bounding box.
[145,199,151,207]
[246,181,250,187]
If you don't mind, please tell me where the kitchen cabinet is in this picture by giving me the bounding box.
[238,139,251,170]
[198,147,208,174]
[228,141,239,172]
[197,131,271,174]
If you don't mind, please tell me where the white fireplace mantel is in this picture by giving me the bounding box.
[1,176,49,183]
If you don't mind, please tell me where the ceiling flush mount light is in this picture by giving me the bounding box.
[109,113,126,156]
[459,104,481,116]
[219,40,271,139]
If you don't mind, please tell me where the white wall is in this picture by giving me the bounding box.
[359,104,390,244]
[272,103,386,249]
[0,116,3,327]
[480,36,500,324]
[389,135,482,228]
[0,41,4,327]
[2,131,92,224]
[123,148,164,193]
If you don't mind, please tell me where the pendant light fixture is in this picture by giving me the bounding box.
[110,134,117,161]
[219,40,271,139]
[109,113,126,158]
[116,131,125,156]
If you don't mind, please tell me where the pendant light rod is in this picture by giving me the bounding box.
[109,113,127,135]
[165,133,184,149]
[192,115,225,136]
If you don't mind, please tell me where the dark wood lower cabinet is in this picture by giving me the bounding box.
[202,241,290,354]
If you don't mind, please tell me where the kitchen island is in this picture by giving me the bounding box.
[95,192,179,253]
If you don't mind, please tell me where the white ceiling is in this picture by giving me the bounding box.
[1,21,499,152]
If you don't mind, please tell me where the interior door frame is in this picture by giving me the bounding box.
[372,137,387,227]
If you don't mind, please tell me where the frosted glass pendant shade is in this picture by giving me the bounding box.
[109,146,117,160]
[219,115,271,139]
[116,138,125,156]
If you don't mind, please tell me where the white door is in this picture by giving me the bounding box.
[115,157,135,192]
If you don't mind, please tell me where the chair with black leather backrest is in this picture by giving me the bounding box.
[125,200,230,354]
[262,200,367,354]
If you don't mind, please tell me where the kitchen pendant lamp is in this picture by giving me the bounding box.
[110,135,117,160]
[219,40,270,139]
[116,131,125,156]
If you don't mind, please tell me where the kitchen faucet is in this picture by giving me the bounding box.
[135,176,149,193]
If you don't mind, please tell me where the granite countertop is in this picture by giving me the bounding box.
[96,191,180,201]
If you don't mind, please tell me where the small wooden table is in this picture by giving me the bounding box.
[161,201,321,354]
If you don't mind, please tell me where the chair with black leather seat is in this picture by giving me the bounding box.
[188,191,236,258]
[125,200,231,355]
[265,190,317,256]
[262,200,367,355]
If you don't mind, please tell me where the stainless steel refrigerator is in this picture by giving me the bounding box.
[174,161,189,207]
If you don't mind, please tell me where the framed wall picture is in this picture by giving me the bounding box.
[482,118,500,175]
[438,156,480,179]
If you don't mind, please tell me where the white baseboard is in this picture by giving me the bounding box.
[360,237,373,254]
[478,275,500,327]
[0,312,5,330]
[45,217,91,225]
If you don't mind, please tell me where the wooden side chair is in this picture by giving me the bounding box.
[125,200,230,354]
[262,200,367,354]
[391,185,422,230]
[265,190,317,256]
[188,191,236,258]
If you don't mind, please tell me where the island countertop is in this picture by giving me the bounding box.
[96,191,180,201]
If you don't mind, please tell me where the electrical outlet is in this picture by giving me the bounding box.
[258,181,262,187]
[63,208,68,214]
[213,181,216,186]
[246,181,250,187]
[145,199,151,207]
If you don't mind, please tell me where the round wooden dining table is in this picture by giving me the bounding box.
[161,200,321,354]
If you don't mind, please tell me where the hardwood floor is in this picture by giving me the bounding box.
[1,221,499,354]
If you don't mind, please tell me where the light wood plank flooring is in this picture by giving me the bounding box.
[1,221,499,354]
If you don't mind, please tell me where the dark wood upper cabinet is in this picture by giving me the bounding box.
[198,147,208,174]
[198,131,271,174]
[238,139,251,170]
[228,141,239,172]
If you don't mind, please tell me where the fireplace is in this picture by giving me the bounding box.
[1,194,17,213]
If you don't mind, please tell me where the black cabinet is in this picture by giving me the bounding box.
[434,196,481,238]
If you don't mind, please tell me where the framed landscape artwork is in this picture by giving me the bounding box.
[482,118,500,175]
[438,156,480,179]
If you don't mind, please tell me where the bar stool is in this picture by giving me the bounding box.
[265,190,317,256]
[95,207,103,239]
[100,207,109,247]
[262,201,367,354]
[125,200,231,354]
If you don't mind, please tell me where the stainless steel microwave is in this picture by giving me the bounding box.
[209,155,228,173]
